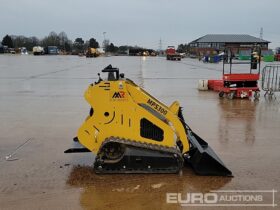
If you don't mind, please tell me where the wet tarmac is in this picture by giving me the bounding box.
[0,55,279,210]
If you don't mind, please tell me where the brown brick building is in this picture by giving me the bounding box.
[189,34,270,56]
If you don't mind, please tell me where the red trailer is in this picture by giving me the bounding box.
[208,48,261,99]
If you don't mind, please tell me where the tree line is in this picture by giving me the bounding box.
[1,31,132,53]
[177,43,190,53]
[1,31,191,54]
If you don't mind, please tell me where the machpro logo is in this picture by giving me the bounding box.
[112,91,126,99]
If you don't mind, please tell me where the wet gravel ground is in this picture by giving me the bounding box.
[0,55,279,210]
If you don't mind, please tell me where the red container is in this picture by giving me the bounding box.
[208,80,223,91]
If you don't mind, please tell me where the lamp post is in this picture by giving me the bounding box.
[103,32,106,51]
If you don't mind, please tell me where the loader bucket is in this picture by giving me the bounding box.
[186,130,232,176]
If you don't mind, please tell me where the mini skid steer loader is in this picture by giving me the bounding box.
[65,65,232,176]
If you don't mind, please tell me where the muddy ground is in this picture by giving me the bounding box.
[0,55,279,210]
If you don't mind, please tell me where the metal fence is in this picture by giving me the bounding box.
[262,64,280,96]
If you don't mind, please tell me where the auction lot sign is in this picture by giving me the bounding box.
[167,190,277,207]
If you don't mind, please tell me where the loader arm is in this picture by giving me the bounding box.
[126,80,190,154]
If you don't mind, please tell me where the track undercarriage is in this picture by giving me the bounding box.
[94,137,183,174]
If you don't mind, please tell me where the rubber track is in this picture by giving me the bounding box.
[94,137,184,173]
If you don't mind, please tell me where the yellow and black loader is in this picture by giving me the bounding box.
[65,65,232,176]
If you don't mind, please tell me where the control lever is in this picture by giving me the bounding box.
[95,73,103,84]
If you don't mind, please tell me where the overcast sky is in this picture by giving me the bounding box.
[1,0,279,49]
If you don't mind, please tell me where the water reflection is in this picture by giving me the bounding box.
[137,57,145,88]
[218,99,258,145]
[67,166,231,210]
